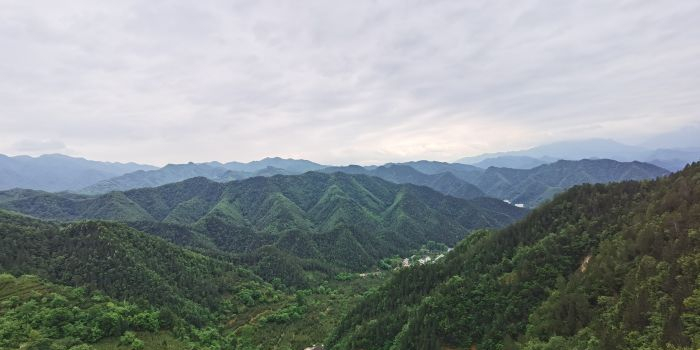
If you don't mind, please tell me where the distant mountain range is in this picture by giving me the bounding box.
[473,159,669,207]
[0,153,156,191]
[457,138,700,170]
[209,157,326,173]
[0,172,526,273]
[82,158,666,208]
[0,153,671,209]
[74,157,325,194]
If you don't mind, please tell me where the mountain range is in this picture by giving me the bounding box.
[0,153,670,209]
[472,159,669,207]
[458,138,700,170]
[0,153,155,191]
[0,157,698,349]
[328,161,700,350]
[323,159,668,207]
[79,157,325,194]
[0,172,526,276]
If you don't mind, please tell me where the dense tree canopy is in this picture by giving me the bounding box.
[328,162,700,350]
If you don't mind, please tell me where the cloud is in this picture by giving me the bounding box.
[11,139,66,153]
[0,0,698,165]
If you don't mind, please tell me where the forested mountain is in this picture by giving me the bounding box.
[0,210,256,322]
[474,159,669,207]
[324,159,668,208]
[327,162,700,350]
[320,164,486,200]
[0,209,304,349]
[0,153,155,191]
[0,172,526,275]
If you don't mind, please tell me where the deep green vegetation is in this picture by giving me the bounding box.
[327,162,700,350]
[0,208,393,349]
[0,273,164,350]
[0,210,258,326]
[0,172,526,281]
[1,159,692,350]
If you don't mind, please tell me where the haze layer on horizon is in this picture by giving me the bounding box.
[1,0,699,166]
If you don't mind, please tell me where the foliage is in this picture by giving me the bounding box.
[0,172,527,280]
[328,162,700,350]
[0,274,155,349]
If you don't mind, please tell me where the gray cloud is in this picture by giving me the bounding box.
[12,139,66,153]
[0,0,698,165]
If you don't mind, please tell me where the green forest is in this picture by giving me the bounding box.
[0,165,698,349]
[328,162,700,349]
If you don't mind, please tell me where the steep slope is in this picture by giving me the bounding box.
[0,173,527,274]
[328,163,700,350]
[476,159,669,207]
[0,210,258,324]
[0,153,155,191]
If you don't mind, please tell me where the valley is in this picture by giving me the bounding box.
[0,155,693,350]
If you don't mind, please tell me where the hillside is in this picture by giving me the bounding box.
[0,173,527,275]
[327,163,700,350]
[475,159,669,207]
[0,209,381,350]
[0,273,188,350]
[0,210,257,321]
[0,153,155,191]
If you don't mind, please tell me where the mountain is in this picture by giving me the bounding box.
[0,209,273,348]
[81,157,326,194]
[321,164,486,200]
[322,159,668,207]
[327,162,700,350]
[457,138,700,171]
[645,147,700,172]
[0,173,527,274]
[0,153,155,191]
[471,155,550,169]
[474,159,669,207]
[0,209,259,322]
[80,162,235,194]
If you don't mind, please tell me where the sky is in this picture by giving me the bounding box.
[1,0,699,166]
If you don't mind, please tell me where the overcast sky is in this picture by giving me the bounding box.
[1,0,699,165]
